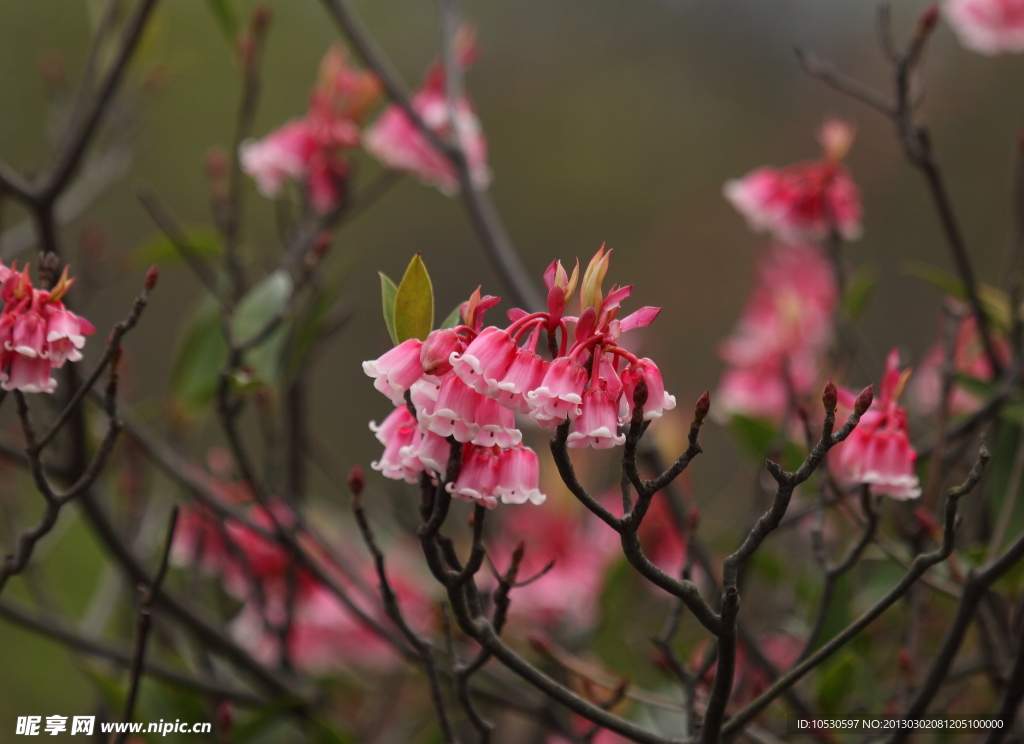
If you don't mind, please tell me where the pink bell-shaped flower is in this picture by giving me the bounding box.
[495,445,546,505]
[471,395,522,449]
[621,358,676,421]
[3,354,57,394]
[362,338,425,405]
[369,405,417,445]
[567,387,626,449]
[831,350,921,500]
[46,308,95,368]
[404,429,452,475]
[370,412,423,484]
[527,357,588,425]
[426,374,483,442]
[450,326,518,396]
[446,444,500,509]
[494,346,549,413]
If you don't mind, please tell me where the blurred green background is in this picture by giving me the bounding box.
[0,0,1022,735]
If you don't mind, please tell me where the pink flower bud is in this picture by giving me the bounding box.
[854,384,874,416]
[347,466,365,496]
[822,379,838,413]
[144,265,159,291]
[420,329,462,376]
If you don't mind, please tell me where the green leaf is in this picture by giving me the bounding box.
[133,228,221,267]
[904,260,1013,332]
[169,296,228,416]
[842,264,877,322]
[379,272,398,345]
[440,304,463,330]
[393,254,434,343]
[232,270,293,347]
[203,0,240,41]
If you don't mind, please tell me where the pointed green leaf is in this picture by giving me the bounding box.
[379,272,398,345]
[393,254,434,342]
[169,296,228,416]
[134,228,222,267]
[204,0,240,42]
[904,260,1013,332]
[440,304,462,330]
[842,264,877,322]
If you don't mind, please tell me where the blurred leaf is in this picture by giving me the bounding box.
[169,296,228,415]
[393,254,434,343]
[954,374,995,401]
[727,414,804,468]
[748,548,784,585]
[904,261,1013,332]
[284,279,346,384]
[309,717,356,744]
[203,0,240,41]
[231,271,293,387]
[816,650,856,714]
[133,228,221,267]
[842,265,876,322]
[232,270,293,346]
[379,272,398,345]
[440,304,462,330]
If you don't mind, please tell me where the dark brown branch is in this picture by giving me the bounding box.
[351,488,456,744]
[116,508,179,744]
[722,446,989,738]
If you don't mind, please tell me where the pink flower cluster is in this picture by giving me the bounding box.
[241,47,381,213]
[946,0,1024,54]
[724,119,862,243]
[911,313,1009,417]
[363,31,490,195]
[0,261,94,394]
[716,242,838,423]
[363,248,676,509]
[831,350,921,500]
[172,484,433,673]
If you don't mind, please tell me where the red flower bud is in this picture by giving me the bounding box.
[420,328,463,376]
[694,390,711,424]
[205,146,228,181]
[854,384,874,416]
[216,700,233,742]
[144,265,159,292]
[822,379,837,413]
[347,465,365,497]
[252,4,272,37]
[919,4,939,34]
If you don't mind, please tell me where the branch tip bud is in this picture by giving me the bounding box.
[822,379,838,413]
[919,4,939,33]
[854,384,874,416]
[694,390,711,424]
[347,466,365,497]
[144,265,159,292]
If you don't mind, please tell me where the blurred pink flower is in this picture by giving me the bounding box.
[946,0,1024,54]
[910,313,1009,417]
[724,119,862,242]
[715,243,837,423]
[240,46,378,213]
[831,349,921,500]
[363,32,490,194]
[488,504,618,631]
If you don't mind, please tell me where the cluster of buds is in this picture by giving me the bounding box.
[0,261,94,394]
[363,248,675,509]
